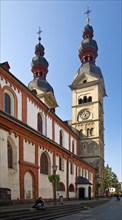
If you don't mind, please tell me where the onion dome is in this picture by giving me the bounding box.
[28,76,54,94]
[31,30,49,79]
[82,24,94,39]
[78,23,98,65]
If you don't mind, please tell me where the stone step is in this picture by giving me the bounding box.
[0,200,109,220]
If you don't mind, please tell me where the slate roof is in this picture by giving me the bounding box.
[28,77,54,94]
[76,176,92,185]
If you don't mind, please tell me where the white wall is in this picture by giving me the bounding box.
[23,140,35,164]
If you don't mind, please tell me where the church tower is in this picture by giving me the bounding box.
[28,28,58,112]
[70,14,106,195]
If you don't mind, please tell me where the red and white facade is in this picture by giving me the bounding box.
[0,61,96,202]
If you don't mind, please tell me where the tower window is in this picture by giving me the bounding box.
[85,56,88,62]
[78,98,83,104]
[90,56,93,62]
[88,96,92,102]
[83,96,87,103]
[83,80,87,84]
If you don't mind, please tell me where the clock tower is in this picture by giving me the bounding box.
[70,17,106,195]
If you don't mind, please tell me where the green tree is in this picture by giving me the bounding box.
[48,174,60,189]
[104,164,118,189]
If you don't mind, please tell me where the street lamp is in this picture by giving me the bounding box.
[52,164,58,205]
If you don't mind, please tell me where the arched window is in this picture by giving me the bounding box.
[69,184,74,192]
[88,96,92,102]
[78,98,83,104]
[40,153,48,174]
[85,56,88,62]
[70,162,74,175]
[87,128,90,137]
[90,128,94,136]
[8,141,13,168]
[79,129,83,136]
[4,93,11,114]
[83,96,87,103]
[59,157,64,171]
[90,56,93,62]
[59,130,63,146]
[72,140,75,154]
[58,182,65,191]
[37,113,43,133]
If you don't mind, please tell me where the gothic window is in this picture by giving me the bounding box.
[4,93,11,114]
[72,140,75,154]
[8,141,13,168]
[58,182,65,191]
[40,153,48,174]
[78,98,83,104]
[69,184,74,192]
[37,113,43,134]
[59,130,63,146]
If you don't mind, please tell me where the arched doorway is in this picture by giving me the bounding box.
[24,172,35,200]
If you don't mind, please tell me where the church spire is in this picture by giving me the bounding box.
[79,7,98,65]
[31,28,49,79]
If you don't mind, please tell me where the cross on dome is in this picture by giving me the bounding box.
[84,6,92,23]
[37,27,42,42]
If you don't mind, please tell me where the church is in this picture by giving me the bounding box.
[0,16,106,203]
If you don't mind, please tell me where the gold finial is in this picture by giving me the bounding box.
[84,6,92,24]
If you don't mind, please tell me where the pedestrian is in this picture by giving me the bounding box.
[32,197,45,210]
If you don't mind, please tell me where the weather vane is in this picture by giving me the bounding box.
[84,6,92,24]
[37,27,42,42]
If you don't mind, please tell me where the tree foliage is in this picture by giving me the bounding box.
[104,164,118,189]
[48,174,60,189]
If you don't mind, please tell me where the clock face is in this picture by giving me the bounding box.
[79,109,90,120]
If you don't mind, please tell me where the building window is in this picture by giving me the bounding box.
[40,153,48,174]
[4,93,11,114]
[37,113,43,133]
[69,184,74,192]
[59,130,63,146]
[90,128,94,136]
[83,96,87,103]
[72,140,75,154]
[59,157,64,171]
[90,56,93,62]
[8,141,13,168]
[83,80,87,84]
[88,96,92,102]
[58,182,65,191]
[78,98,83,104]
[70,162,74,175]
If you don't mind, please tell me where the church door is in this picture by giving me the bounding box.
[79,187,85,199]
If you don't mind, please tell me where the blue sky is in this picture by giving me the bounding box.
[0,0,121,181]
